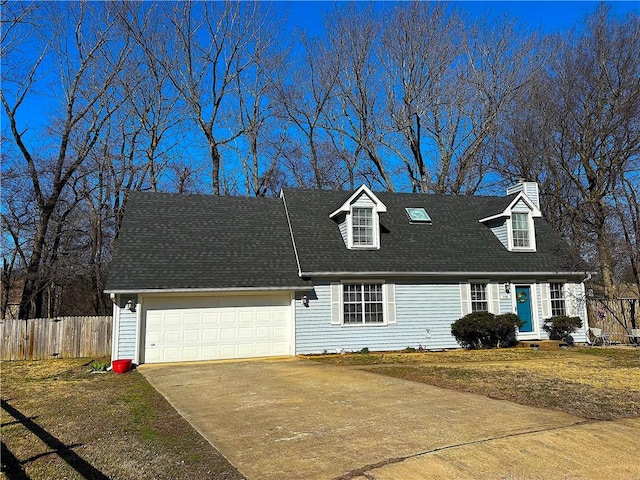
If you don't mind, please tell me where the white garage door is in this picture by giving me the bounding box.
[143,294,292,363]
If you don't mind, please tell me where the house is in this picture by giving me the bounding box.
[105,182,590,364]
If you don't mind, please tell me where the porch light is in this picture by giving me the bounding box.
[126,299,136,312]
[504,283,511,294]
[301,295,309,307]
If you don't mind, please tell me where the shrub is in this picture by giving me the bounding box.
[543,315,582,342]
[359,347,370,354]
[451,311,524,349]
[88,360,109,372]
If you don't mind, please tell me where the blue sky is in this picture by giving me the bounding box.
[283,1,638,35]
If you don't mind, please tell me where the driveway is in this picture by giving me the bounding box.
[139,358,640,480]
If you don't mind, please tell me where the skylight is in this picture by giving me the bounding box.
[405,207,432,224]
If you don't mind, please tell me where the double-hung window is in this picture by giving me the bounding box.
[470,283,488,312]
[352,207,374,247]
[512,213,530,248]
[343,283,384,324]
[550,282,566,316]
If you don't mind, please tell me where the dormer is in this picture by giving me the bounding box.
[329,185,387,250]
[479,182,542,252]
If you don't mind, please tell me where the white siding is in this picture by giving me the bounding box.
[512,199,531,213]
[507,182,540,208]
[353,194,375,208]
[567,282,589,342]
[295,282,462,353]
[117,295,138,359]
[523,183,540,209]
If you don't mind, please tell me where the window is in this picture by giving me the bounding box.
[352,207,374,246]
[512,213,530,248]
[470,283,488,312]
[550,283,566,316]
[343,283,384,324]
[405,207,432,223]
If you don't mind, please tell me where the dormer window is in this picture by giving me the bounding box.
[478,190,541,252]
[511,213,530,248]
[329,185,387,250]
[352,207,374,246]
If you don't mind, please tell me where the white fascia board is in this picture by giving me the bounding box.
[478,212,508,223]
[329,184,387,219]
[104,286,314,295]
[300,271,592,278]
[508,192,542,217]
[478,192,542,223]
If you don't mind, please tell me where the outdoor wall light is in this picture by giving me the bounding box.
[504,283,511,294]
[301,295,309,307]
[126,299,136,312]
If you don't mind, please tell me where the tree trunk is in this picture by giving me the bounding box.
[18,208,54,319]
[210,141,221,196]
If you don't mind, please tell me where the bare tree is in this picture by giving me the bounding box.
[498,6,640,297]
[233,17,288,196]
[275,34,348,189]
[164,1,275,195]
[324,4,396,191]
[381,4,539,194]
[2,2,133,318]
[615,178,640,289]
[380,3,463,193]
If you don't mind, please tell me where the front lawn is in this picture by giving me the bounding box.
[310,348,640,420]
[1,359,245,479]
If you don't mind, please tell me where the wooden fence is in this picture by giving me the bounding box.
[586,298,639,344]
[0,316,112,360]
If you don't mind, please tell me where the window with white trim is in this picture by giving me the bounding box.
[343,283,384,324]
[352,207,374,247]
[470,283,488,312]
[550,282,566,316]
[511,213,530,248]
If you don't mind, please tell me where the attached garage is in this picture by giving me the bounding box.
[142,294,294,364]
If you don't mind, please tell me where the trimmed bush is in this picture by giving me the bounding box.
[451,311,524,349]
[542,315,582,343]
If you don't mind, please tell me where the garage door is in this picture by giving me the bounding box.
[143,294,292,363]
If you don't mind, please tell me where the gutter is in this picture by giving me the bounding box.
[104,285,313,295]
[299,271,594,278]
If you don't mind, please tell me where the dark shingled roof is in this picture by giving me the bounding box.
[282,188,586,275]
[107,188,588,292]
[105,192,310,292]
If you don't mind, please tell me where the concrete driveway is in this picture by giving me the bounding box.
[139,358,640,480]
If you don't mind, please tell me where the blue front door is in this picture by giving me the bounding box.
[516,286,533,333]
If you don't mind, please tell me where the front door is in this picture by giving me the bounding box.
[516,286,533,333]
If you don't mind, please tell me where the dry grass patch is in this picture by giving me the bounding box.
[311,347,565,366]
[1,358,245,480]
[310,348,640,420]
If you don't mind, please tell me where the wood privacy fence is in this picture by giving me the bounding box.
[0,316,112,360]
[586,298,639,343]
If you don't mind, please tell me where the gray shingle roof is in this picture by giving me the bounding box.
[282,188,587,276]
[105,192,310,292]
[107,188,588,293]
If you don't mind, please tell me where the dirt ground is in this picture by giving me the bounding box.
[1,358,245,480]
